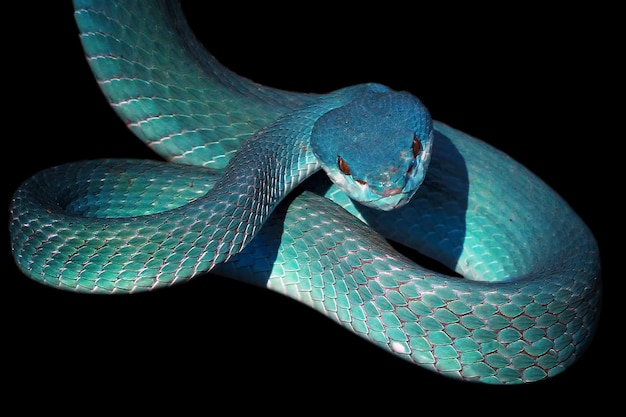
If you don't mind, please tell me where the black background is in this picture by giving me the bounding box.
[4,1,616,408]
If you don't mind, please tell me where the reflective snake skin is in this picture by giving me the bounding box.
[8,0,601,384]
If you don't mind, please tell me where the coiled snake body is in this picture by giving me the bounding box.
[9,0,601,384]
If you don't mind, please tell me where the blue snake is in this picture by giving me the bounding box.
[8,0,601,384]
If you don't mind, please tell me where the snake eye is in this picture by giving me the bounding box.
[412,135,422,158]
[337,156,351,176]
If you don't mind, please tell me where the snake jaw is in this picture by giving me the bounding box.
[381,186,403,198]
[320,137,431,212]
[360,131,433,211]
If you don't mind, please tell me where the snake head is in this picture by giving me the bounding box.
[311,86,434,211]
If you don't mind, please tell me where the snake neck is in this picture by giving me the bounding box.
[199,85,382,266]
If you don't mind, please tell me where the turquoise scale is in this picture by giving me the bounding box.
[7,0,601,384]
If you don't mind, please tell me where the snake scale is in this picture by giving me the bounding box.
[8,0,601,384]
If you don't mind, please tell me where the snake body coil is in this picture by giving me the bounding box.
[8,0,601,384]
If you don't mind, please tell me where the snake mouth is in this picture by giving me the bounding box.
[381,186,403,198]
[365,190,414,211]
[360,174,420,210]
[322,164,420,212]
